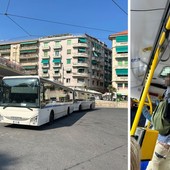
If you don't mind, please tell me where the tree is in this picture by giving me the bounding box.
[107,85,117,101]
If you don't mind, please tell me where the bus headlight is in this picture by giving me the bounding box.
[30,116,38,124]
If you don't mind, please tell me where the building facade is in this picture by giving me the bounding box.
[0,34,112,93]
[109,31,128,98]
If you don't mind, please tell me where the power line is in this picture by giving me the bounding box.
[5,0,11,14]
[6,15,31,36]
[111,0,127,15]
[5,13,116,33]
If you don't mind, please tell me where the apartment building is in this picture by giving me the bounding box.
[39,34,112,92]
[0,39,39,75]
[0,34,112,93]
[109,31,128,98]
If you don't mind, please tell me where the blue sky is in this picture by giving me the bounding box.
[0,0,127,48]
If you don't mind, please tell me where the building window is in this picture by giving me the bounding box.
[67,59,71,64]
[54,70,59,74]
[66,69,72,73]
[78,68,84,73]
[44,51,48,57]
[66,78,70,83]
[125,83,128,88]
[44,42,48,48]
[117,83,123,88]
[78,48,86,53]
[54,50,59,56]
[125,59,128,66]
[67,40,71,45]
[77,78,84,83]
[67,49,71,54]
[43,69,48,73]
[55,41,60,46]
[100,82,103,86]
[92,80,95,85]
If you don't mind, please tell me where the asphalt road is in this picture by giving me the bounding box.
[0,108,128,170]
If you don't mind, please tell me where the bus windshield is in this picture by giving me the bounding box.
[0,78,40,108]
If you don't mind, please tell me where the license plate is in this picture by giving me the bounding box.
[13,121,19,124]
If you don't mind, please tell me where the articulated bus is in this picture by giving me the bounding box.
[0,76,75,126]
[130,0,170,169]
[0,76,99,126]
[72,88,102,111]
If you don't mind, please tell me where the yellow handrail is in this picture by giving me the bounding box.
[130,32,165,136]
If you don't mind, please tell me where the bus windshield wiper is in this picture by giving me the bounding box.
[25,106,33,111]
[3,104,11,109]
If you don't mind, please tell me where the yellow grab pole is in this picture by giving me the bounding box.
[130,32,165,136]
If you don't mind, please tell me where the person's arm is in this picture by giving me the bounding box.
[142,105,152,121]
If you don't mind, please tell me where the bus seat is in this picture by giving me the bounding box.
[135,127,158,160]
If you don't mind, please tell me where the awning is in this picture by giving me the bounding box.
[79,38,87,43]
[20,41,38,45]
[116,36,128,42]
[0,45,10,49]
[93,51,98,57]
[20,49,37,54]
[78,48,86,52]
[116,69,128,75]
[23,66,36,70]
[78,57,86,61]
[53,59,61,63]
[116,46,128,53]
[41,59,49,64]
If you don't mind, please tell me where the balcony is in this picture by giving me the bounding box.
[115,53,128,58]
[20,54,38,59]
[53,54,62,58]
[24,70,37,75]
[53,63,62,68]
[42,64,50,68]
[53,73,61,78]
[92,66,100,70]
[42,46,50,50]
[20,45,38,50]
[0,49,10,53]
[73,43,88,48]
[73,62,89,67]
[42,55,50,59]
[42,73,49,78]
[53,44,62,49]
[72,72,89,77]
[115,64,128,69]
[115,76,128,81]
[73,53,88,58]
[92,75,100,79]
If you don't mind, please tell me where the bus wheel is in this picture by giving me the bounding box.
[79,105,82,111]
[67,107,70,115]
[90,104,93,110]
[49,111,54,124]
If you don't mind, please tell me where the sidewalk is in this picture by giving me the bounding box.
[95,100,128,108]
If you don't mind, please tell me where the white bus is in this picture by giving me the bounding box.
[0,76,74,126]
[73,88,102,111]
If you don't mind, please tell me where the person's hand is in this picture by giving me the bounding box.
[155,100,159,106]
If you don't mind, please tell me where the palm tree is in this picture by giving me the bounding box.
[107,85,117,101]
